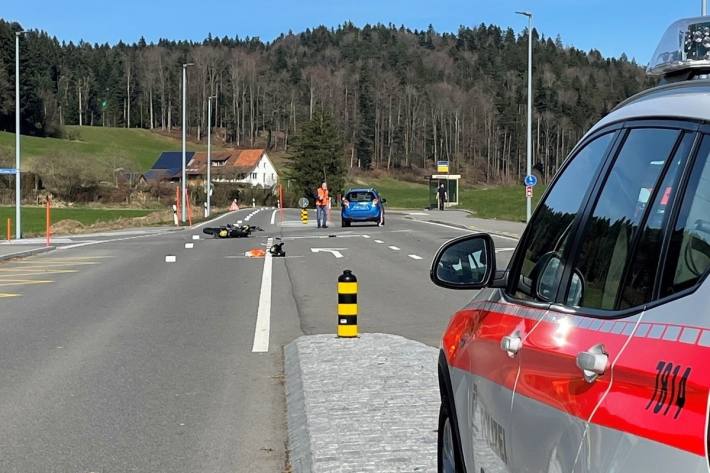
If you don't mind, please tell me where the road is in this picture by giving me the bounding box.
[0,207,516,472]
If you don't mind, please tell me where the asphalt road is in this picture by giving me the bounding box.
[0,207,516,472]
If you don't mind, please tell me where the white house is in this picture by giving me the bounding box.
[196,149,277,187]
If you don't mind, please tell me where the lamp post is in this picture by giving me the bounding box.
[181,63,194,224]
[206,95,215,218]
[15,30,27,239]
[703,0,708,16]
[516,11,533,223]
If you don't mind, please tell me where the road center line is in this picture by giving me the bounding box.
[252,237,273,353]
[374,240,384,244]
[408,254,423,260]
[388,246,400,251]
[270,209,278,225]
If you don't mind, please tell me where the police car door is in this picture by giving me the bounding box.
[510,126,686,473]
[500,129,618,472]
[578,128,709,473]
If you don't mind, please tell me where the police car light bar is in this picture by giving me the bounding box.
[649,16,710,76]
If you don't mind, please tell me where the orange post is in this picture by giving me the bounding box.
[175,186,181,224]
[186,195,193,226]
[46,197,51,247]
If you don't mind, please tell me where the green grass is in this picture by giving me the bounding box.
[0,126,214,172]
[0,206,154,237]
[348,177,547,222]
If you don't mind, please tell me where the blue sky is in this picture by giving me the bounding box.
[2,0,702,64]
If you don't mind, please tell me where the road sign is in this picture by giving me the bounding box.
[298,197,309,209]
[437,161,449,173]
[524,174,538,187]
[0,168,17,175]
[526,185,533,198]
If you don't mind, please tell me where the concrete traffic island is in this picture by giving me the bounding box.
[285,334,438,473]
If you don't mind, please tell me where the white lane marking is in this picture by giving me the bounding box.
[374,240,384,244]
[58,231,172,250]
[165,255,176,263]
[192,235,200,240]
[270,209,278,225]
[408,254,423,260]
[495,248,516,253]
[252,237,273,353]
[388,246,400,251]
[311,248,346,258]
[191,210,240,230]
[184,243,194,249]
[362,235,371,239]
[407,212,430,216]
[407,218,521,241]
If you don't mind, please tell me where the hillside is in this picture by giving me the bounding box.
[0,19,650,185]
[0,126,218,172]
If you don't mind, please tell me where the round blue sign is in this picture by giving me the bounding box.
[524,174,538,187]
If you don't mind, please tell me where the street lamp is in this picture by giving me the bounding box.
[181,63,194,224]
[516,11,533,223]
[206,95,216,218]
[703,0,708,16]
[15,30,28,240]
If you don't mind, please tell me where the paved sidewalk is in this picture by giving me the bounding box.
[285,334,438,473]
[395,209,525,239]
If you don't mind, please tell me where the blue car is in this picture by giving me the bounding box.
[341,188,386,227]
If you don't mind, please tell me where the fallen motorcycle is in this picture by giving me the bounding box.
[203,224,264,238]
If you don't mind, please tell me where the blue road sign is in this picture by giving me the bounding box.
[524,174,538,187]
[0,168,17,175]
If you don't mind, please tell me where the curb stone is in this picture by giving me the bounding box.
[0,246,55,262]
[285,333,439,473]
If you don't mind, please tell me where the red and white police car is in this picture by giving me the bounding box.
[431,16,710,473]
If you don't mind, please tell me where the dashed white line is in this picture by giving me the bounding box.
[496,248,516,253]
[408,254,423,260]
[374,240,384,244]
[252,237,273,353]
[362,235,371,239]
[388,246,400,251]
[270,209,277,225]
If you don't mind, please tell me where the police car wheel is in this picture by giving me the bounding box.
[437,403,460,473]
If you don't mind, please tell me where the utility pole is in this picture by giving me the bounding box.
[181,63,194,224]
[516,11,534,223]
[206,95,215,218]
[15,31,26,240]
[703,0,708,15]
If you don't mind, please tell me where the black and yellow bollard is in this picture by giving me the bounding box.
[300,208,308,225]
[337,270,358,337]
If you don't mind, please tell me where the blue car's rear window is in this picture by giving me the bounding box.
[347,192,375,202]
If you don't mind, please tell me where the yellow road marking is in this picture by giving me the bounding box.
[0,279,53,286]
[0,293,21,298]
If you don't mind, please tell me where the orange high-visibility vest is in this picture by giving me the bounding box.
[317,188,329,207]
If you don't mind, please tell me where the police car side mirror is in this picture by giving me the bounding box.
[430,234,496,290]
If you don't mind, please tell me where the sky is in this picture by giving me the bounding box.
[2,0,704,64]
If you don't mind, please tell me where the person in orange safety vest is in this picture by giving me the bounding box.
[316,182,329,228]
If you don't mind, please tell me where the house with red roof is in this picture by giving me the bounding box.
[148,149,277,188]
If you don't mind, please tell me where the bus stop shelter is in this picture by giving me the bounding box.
[428,174,461,208]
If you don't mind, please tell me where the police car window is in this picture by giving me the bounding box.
[566,128,681,310]
[661,135,710,296]
[618,133,694,309]
[512,132,613,302]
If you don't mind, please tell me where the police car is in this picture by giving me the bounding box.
[431,16,710,473]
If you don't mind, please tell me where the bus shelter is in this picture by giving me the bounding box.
[428,174,461,208]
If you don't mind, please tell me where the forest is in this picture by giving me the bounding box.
[0,19,652,183]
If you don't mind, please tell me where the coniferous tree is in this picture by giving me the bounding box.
[290,109,345,198]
